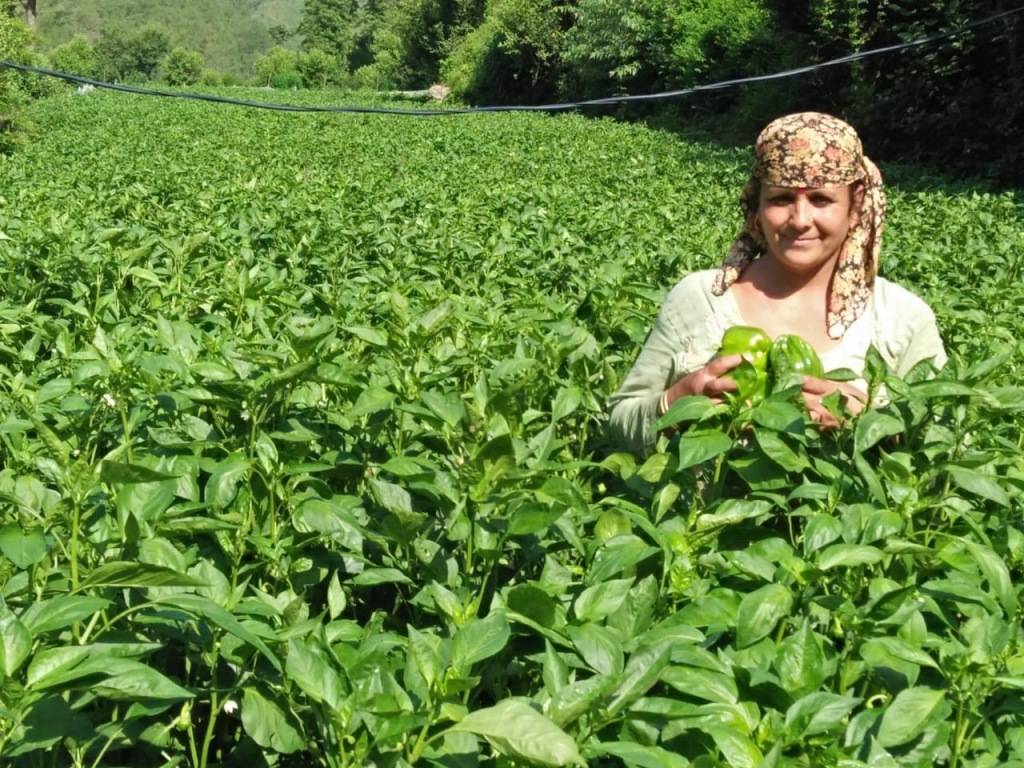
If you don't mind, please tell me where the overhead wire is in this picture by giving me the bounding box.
[0,5,1021,117]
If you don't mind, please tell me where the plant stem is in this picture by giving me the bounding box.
[198,645,222,768]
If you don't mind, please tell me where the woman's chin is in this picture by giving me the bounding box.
[771,247,838,274]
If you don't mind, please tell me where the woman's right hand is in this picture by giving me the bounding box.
[661,354,742,412]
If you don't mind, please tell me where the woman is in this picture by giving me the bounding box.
[608,112,946,455]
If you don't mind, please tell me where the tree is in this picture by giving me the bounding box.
[94,25,172,82]
[162,47,204,86]
[268,24,291,45]
[19,0,34,29]
[49,35,100,78]
[298,48,340,88]
[299,0,353,59]
[253,45,300,86]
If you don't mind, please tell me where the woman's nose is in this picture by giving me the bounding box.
[789,198,813,229]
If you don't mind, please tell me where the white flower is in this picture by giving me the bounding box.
[101,393,117,408]
[222,699,239,715]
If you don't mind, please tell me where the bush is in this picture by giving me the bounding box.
[253,45,299,86]
[297,48,340,88]
[199,69,223,86]
[0,11,32,152]
[562,0,772,95]
[444,0,564,104]
[94,24,172,82]
[270,70,303,89]
[161,47,204,86]
[49,35,100,79]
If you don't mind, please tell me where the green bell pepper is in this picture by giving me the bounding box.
[718,325,772,404]
[768,334,825,392]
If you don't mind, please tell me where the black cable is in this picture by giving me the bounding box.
[1,5,1021,117]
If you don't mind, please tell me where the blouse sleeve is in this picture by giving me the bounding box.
[896,306,947,376]
[607,274,716,455]
[873,278,947,377]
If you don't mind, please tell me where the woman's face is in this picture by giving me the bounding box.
[757,184,860,274]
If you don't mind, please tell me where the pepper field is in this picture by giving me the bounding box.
[1,90,1024,767]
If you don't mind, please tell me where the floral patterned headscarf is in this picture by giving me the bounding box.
[712,112,886,339]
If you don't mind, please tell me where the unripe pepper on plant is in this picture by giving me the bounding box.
[717,325,772,403]
[716,326,825,401]
[768,334,825,392]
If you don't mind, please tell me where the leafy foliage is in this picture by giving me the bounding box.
[92,24,172,83]
[0,89,1023,766]
[35,0,301,79]
[161,47,204,87]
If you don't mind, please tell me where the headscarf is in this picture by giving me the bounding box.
[711,112,886,339]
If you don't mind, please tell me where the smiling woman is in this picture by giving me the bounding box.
[607,112,947,455]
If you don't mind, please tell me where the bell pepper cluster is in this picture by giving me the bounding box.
[718,325,824,405]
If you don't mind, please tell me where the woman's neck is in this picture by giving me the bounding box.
[740,252,837,299]
[729,254,844,353]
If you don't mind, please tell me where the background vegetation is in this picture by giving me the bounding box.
[1,1,1020,180]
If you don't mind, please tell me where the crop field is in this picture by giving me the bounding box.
[1,90,1024,767]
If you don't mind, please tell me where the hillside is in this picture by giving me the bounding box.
[36,0,305,78]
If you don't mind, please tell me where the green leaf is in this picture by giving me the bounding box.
[854,410,904,453]
[345,325,389,346]
[548,675,614,727]
[0,525,48,569]
[99,461,181,484]
[755,429,809,471]
[25,644,161,690]
[20,596,111,636]
[241,687,305,755]
[0,609,32,676]
[153,594,281,672]
[93,664,194,701]
[350,567,411,586]
[508,503,565,535]
[654,395,720,430]
[696,499,772,531]
[817,544,883,571]
[736,583,792,648]
[964,540,1018,616]
[204,458,250,509]
[661,665,738,704]
[408,626,443,691]
[567,623,623,676]
[452,611,511,672]
[584,741,690,768]
[81,562,206,589]
[286,638,342,710]
[449,699,583,767]
[776,620,827,694]
[349,386,395,418]
[876,687,945,748]
[422,389,466,426]
[860,637,938,671]
[784,692,859,738]
[603,640,672,717]
[677,429,733,470]
[543,639,569,695]
[552,386,582,423]
[707,726,763,768]
[574,578,634,623]
[751,399,805,431]
[947,466,1011,507]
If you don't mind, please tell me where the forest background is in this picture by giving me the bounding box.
[0,0,1021,182]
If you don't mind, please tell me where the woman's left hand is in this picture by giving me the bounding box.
[800,376,867,428]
